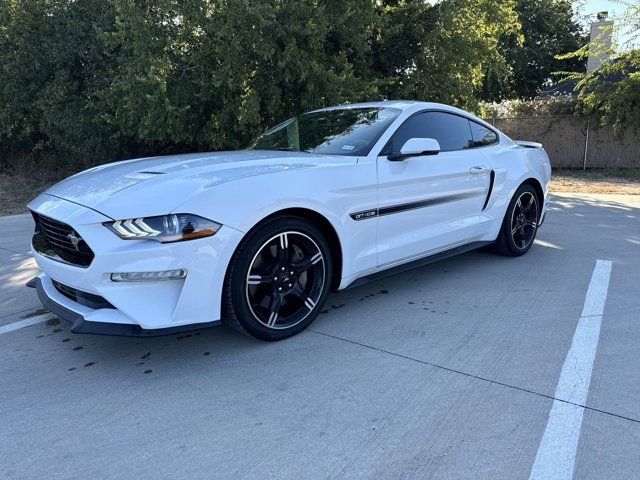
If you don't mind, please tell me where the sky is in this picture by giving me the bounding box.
[581,0,635,48]
[582,0,625,17]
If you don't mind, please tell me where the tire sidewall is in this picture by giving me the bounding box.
[226,217,333,341]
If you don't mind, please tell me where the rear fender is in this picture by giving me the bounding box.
[480,143,551,237]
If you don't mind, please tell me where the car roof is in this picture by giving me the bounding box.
[311,100,481,120]
[314,101,508,146]
[312,100,421,111]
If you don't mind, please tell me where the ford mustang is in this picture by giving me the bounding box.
[28,101,551,340]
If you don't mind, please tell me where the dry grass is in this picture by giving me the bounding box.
[550,168,640,195]
[1,166,639,217]
[0,170,63,216]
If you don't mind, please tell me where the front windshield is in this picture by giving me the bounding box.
[249,107,401,156]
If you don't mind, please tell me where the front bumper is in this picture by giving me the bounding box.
[30,276,219,336]
[28,194,244,335]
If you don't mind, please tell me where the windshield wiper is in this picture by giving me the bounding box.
[276,147,298,152]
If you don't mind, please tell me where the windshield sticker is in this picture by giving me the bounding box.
[341,145,356,151]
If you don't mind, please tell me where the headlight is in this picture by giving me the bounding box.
[104,214,221,243]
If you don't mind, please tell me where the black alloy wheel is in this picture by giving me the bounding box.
[510,191,538,250]
[222,216,332,340]
[246,231,325,330]
[494,184,540,256]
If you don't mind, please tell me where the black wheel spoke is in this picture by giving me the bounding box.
[292,251,322,273]
[291,282,304,297]
[247,274,275,286]
[265,294,282,327]
[289,283,316,310]
[246,231,325,330]
[523,195,535,213]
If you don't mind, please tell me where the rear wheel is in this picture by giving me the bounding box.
[222,216,332,341]
[493,184,540,256]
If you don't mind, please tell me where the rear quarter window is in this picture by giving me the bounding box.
[469,121,498,147]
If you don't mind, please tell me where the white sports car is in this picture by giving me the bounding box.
[28,101,551,340]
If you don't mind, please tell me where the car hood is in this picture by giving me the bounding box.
[43,150,348,219]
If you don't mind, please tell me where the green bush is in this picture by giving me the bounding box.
[479,96,578,118]
[1,0,521,172]
[574,51,640,134]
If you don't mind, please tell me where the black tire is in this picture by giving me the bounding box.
[493,184,540,257]
[222,215,333,341]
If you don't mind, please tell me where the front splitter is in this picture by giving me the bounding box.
[29,277,220,337]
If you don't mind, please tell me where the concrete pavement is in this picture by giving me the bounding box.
[0,193,638,479]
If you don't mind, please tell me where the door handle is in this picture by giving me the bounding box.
[469,166,489,174]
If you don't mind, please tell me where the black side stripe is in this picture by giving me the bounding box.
[350,191,484,221]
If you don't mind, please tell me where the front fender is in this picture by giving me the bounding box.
[173,160,379,284]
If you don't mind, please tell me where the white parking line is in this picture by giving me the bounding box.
[0,314,53,335]
[529,259,613,480]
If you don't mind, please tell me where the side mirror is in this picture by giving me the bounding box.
[388,138,441,161]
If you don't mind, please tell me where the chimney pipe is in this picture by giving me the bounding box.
[587,12,613,73]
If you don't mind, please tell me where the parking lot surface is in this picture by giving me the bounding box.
[1,193,639,479]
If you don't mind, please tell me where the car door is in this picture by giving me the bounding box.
[376,111,491,267]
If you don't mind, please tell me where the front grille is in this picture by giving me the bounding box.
[31,212,95,267]
[52,280,114,310]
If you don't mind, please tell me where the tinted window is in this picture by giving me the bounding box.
[384,111,473,153]
[469,121,498,147]
[249,107,401,156]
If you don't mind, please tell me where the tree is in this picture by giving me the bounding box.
[569,2,640,132]
[0,0,124,168]
[374,0,521,110]
[481,0,587,101]
[0,0,523,172]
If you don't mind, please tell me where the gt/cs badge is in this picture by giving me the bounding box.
[350,209,378,221]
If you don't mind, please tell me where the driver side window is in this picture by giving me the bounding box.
[383,111,474,154]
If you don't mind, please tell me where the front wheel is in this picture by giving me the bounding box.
[493,184,540,257]
[222,216,333,341]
